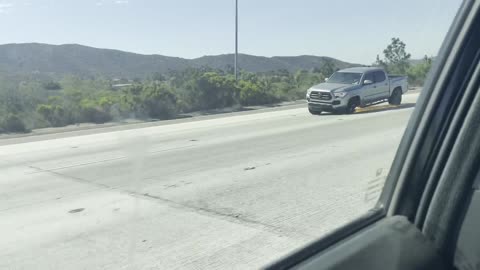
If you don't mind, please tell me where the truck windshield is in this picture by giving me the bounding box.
[328,72,362,85]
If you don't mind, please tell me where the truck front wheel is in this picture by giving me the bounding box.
[389,89,402,105]
[345,98,359,114]
[309,108,322,115]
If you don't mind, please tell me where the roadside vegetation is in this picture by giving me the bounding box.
[376,38,434,85]
[0,38,433,134]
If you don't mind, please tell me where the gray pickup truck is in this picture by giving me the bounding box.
[306,67,408,114]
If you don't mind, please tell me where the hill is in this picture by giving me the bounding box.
[0,43,358,78]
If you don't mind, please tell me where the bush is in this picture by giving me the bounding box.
[0,69,328,132]
[1,114,28,133]
[42,81,62,90]
[80,99,112,124]
[80,103,112,124]
[194,73,237,110]
[407,57,433,86]
[37,104,71,127]
[238,80,278,106]
[142,84,178,119]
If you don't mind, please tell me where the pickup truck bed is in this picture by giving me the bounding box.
[389,75,409,94]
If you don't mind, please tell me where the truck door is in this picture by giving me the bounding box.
[373,71,390,99]
[361,72,377,104]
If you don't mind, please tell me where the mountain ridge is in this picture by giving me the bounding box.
[0,43,360,78]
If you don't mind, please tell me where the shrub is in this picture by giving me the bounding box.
[78,99,112,124]
[42,81,62,90]
[142,84,178,119]
[1,114,28,133]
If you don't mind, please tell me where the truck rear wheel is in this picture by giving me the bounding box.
[389,89,402,105]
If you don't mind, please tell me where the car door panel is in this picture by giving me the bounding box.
[362,72,377,103]
[374,71,390,99]
[289,217,449,270]
[455,189,480,270]
[369,72,383,101]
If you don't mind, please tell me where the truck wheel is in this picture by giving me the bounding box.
[389,89,402,105]
[345,99,359,114]
[309,108,322,115]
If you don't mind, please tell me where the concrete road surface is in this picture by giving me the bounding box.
[0,94,418,270]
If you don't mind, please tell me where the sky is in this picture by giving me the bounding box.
[0,0,463,64]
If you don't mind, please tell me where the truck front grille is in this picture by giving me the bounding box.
[310,91,332,101]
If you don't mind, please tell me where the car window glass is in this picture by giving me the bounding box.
[375,71,386,83]
[0,1,462,269]
[364,73,375,83]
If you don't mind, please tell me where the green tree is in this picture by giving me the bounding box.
[376,38,411,74]
[319,59,336,78]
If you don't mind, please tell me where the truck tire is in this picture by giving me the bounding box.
[345,98,359,114]
[389,89,402,105]
[309,108,322,115]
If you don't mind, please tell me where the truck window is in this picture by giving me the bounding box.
[328,72,362,84]
[364,73,375,84]
[374,71,386,83]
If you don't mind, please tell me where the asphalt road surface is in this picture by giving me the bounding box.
[0,94,418,270]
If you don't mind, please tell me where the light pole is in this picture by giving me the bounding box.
[235,0,238,81]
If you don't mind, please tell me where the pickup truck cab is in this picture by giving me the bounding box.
[306,67,408,114]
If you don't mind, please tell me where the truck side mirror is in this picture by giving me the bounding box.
[363,80,373,85]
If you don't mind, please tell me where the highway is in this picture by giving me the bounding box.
[0,94,418,270]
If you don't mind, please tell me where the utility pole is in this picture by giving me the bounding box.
[235,0,238,81]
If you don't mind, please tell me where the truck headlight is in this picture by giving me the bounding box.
[333,92,347,98]
[306,88,312,98]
